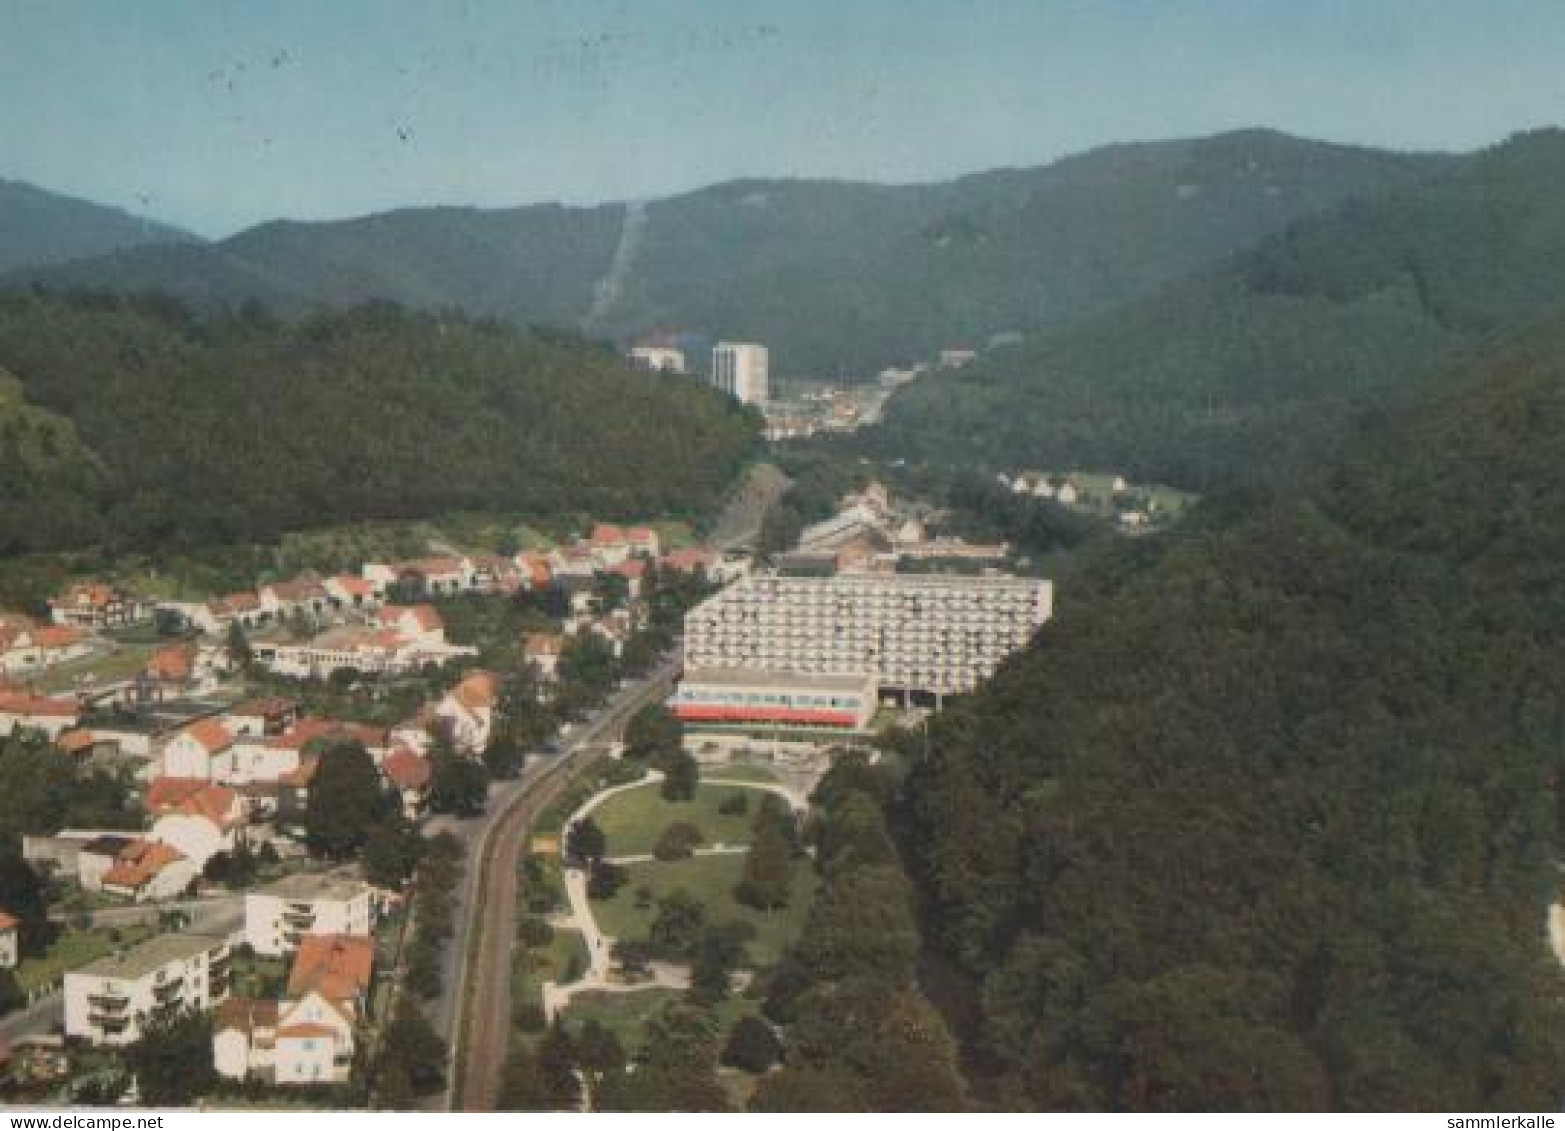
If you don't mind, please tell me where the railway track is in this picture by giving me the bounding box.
[449,661,679,1111]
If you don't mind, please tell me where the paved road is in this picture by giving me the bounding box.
[442,653,683,1112]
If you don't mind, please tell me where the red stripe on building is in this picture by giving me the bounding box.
[672,705,859,727]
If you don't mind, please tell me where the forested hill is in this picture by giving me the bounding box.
[3,130,1440,378]
[0,293,760,555]
[891,307,1565,1109]
[0,178,197,274]
[873,127,1565,491]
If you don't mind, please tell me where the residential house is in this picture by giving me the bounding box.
[213,998,279,1083]
[660,548,716,580]
[275,934,373,1084]
[244,874,374,958]
[523,633,564,682]
[588,523,631,567]
[627,526,661,558]
[66,932,230,1045]
[146,778,245,869]
[77,836,197,902]
[259,578,330,621]
[0,692,81,739]
[0,910,18,969]
[323,575,378,611]
[49,583,146,630]
[161,718,238,780]
[433,669,499,755]
[374,604,445,644]
[381,746,431,820]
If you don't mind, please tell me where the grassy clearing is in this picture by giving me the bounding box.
[701,765,783,786]
[34,643,158,692]
[591,853,815,968]
[591,781,774,857]
[16,924,159,993]
[560,988,754,1055]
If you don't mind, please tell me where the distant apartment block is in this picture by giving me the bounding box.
[65,932,230,1045]
[682,573,1053,697]
[711,342,769,405]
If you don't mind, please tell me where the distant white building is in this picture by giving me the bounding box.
[245,874,375,957]
[629,345,686,374]
[65,932,230,1045]
[711,342,769,405]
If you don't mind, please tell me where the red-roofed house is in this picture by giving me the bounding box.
[323,575,378,610]
[523,633,565,682]
[49,582,146,630]
[627,526,661,557]
[161,718,237,780]
[147,778,245,867]
[589,523,631,567]
[382,746,432,818]
[81,838,197,902]
[0,692,81,739]
[375,604,445,644]
[0,909,18,968]
[213,997,279,1082]
[660,548,717,579]
[434,669,499,755]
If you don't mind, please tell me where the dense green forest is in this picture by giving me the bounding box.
[883,306,1565,1109]
[874,128,1565,491]
[3,131,1438,378]
[0,292,760,555]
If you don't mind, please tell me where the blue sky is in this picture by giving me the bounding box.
[3,0,1564,236]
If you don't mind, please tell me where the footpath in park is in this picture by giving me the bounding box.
[540,767,806,1020]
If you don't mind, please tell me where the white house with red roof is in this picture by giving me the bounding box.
[434,669,500,755]
[49,582,147,630]
[627,526,661,557]
[381,745,432,818]
[161,718,238,780]
[146,778,246,868]
[374,604,446,644]
[323,575,378,610]
[0,691,81,739]
[0,909,18,969]
[217,934,372,1085]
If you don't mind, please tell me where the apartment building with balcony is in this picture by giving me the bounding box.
[245,874,374,957]
[65,932,230,1046]
[682,572,1053,699]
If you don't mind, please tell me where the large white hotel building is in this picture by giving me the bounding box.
[679,573,1053,717]
[711,342,769,405]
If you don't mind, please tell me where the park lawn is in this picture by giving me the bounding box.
[702,766,784,786]
[512,926,588,1014]
[591,782,777,858]
[16,924,159,993]
[591,853,816,968]
[561,987,753,1056]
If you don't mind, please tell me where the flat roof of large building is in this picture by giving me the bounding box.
[254,872,369,902]
[75,932,226,981]
[680,667,876,693]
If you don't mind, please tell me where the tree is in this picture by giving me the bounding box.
[428,747,489,817]
[722,1015,783,1074]
[653,820,704,861]
[304,739,394,858]
[575,1018,627,1082]
[537,1020,582,1110]
[124,1007,215,1105]
[690,923,752,1003]
[647,888,707,958]
[565,816,607,866]
[625,703,682,762]
[376,1001,447,1100]
[0,843,49,952]
[596,1002,730,1112]
[586,859,628,900]
[0,968,25,1017]
[735,818,795,910]
[482,732,525,780]
[659,748,699,802]
[364,818,422,888]
[225,619,252,666]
